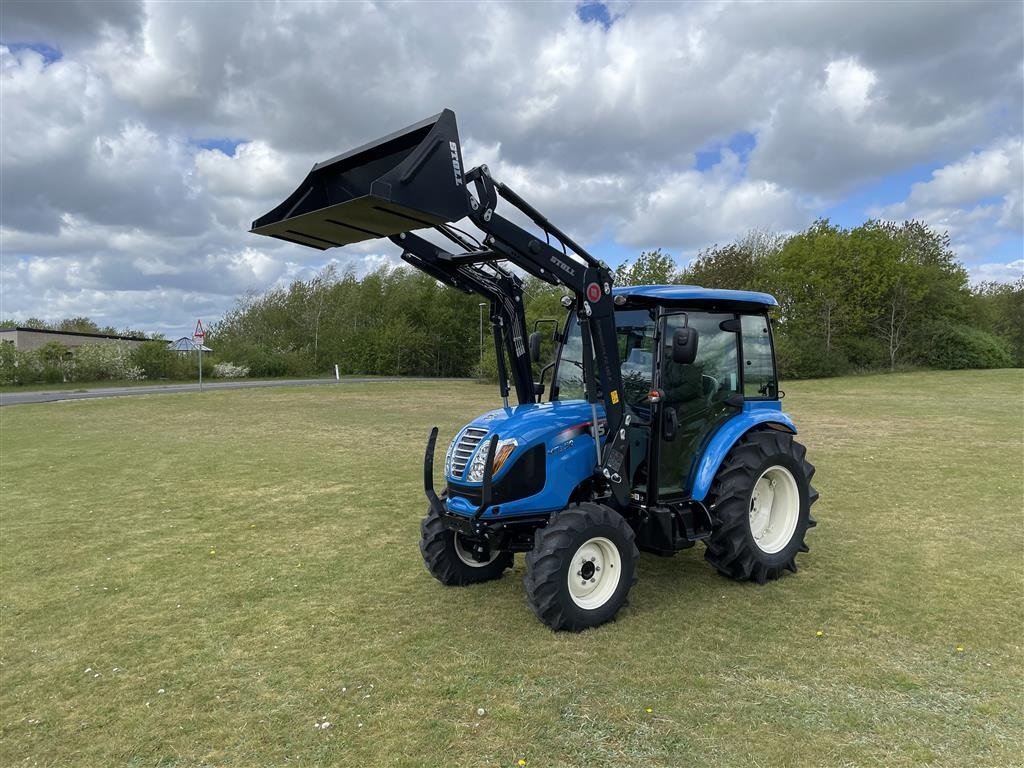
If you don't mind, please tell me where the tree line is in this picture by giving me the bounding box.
[3,218,1020,385]
[663,220,1022,376]
[210,219,1020,379]
[0,316,151,339]
[210,265,486,377]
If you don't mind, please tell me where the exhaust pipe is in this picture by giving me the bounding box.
[251,109,467,249]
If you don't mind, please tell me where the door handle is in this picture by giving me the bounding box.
[662,406,678,442]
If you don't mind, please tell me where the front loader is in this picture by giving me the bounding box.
[251,109,818,631]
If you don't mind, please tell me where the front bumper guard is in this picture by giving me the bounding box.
[424,427,499,523]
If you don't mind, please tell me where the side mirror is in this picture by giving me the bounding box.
[672,326,698,365]
[528,331,542,363]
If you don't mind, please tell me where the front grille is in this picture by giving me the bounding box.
[448,444,547,506]
[450,427,488,478]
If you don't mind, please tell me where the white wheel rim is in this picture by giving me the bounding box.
[567,536,622,610]
[748,465,800,554]
[453,535,500,568]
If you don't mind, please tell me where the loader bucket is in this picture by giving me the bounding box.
[251,109,467,250]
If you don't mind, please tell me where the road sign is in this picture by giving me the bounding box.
[193,319,206,393]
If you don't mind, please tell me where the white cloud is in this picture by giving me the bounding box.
[900,138,1023,210]
[0,0,144,52]
[969,259,1024,284]
[194,141,309,200]
[822,58,877,119]
[1,0,1021,334]
[619,151,811,251]
[872,137,1023,263]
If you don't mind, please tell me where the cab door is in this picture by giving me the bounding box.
[655,311,742,498]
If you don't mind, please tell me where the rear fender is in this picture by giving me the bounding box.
[690,403,796,502]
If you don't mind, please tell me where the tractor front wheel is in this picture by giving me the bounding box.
[524,503,638,632]
[704,430,818,583]
[420,505,512,586]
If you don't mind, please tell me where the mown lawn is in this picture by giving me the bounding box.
[0,376,339,395]
[1,370,1021,767]
[0,380,201,394]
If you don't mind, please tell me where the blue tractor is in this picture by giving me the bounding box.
[252,110,818,631]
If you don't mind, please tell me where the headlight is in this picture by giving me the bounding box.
[467,438,518,482]
[444,436,456,476]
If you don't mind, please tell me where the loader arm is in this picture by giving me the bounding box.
[459,166,630,505]
[391,231,535,407]
[250,108,631,506]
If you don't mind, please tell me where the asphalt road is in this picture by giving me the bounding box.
[0,377,456,406]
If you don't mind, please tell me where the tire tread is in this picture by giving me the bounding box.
[420,506,511,586]
[523,503,639,631]
[704,431,818,583]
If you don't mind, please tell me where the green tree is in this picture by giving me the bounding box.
[614,249,678,285]
[679,230,780,292]
[969,278,1024,366]
[773,221,858,357]
[57,317,102,334]
[864,221,967,370]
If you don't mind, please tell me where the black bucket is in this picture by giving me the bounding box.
[251,109,467,250]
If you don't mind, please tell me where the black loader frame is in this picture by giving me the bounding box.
[251,109,633,508]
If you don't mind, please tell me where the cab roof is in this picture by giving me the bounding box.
[611,284,778,309]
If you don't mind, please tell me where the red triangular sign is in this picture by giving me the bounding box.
[193,319,205,339]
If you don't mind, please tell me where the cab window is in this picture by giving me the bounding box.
[741,314,777,399]
[616,310,657,408]
[663,312,740,404]
[553,310,656,407]
[658,311,740,496]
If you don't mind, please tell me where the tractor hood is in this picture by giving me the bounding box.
[446,399,605,485]
[465,400,604,449]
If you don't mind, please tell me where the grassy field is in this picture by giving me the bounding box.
[1,370,1021,767]
[0,376,341,394]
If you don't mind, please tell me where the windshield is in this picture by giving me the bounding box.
[553,309,657,407]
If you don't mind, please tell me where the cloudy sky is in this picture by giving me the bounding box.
[2,0,1021,337]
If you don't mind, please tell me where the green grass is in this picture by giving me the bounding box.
[1,370,1021,767]
[0,375,346,394]
[0,378,201,393]
[0,375,459,394]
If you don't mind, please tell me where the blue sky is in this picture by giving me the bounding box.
[1,1,1021,337]
[190,138,244,156]
[577,1,615,29]
[7,41,61,63]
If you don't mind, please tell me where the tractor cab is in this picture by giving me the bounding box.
[545,286,783,502]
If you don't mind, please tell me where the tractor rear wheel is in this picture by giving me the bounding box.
[420,505,512,586]
[524,503,638,631]
[704,430,818,584]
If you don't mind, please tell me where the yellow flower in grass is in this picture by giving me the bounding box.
[517,760,527,767]
[956,645,964,653]
[815,630,824,637]
[209,549,216,556]
[646,708,653,713]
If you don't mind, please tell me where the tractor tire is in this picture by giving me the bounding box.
[523,503,639,632]
[420,505,512,586]
[704,430,818,584]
